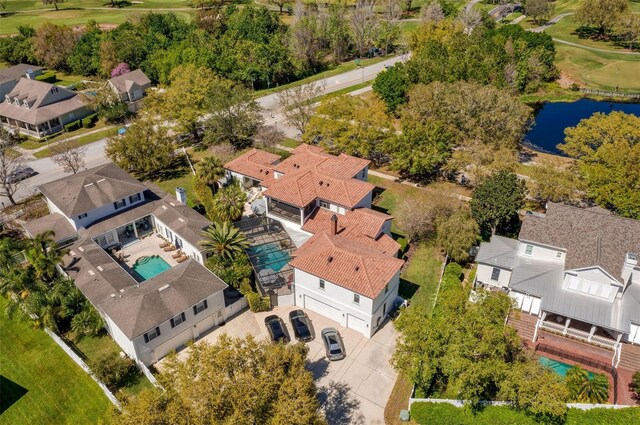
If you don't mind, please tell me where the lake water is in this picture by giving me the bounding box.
[523,99,640,155]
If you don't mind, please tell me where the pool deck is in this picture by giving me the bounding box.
[112,234,181,280]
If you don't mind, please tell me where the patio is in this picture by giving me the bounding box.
[108,234,182,282]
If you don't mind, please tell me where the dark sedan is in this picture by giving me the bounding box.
[321,327,346,361]
[265,315,290,344]
[289,309,314,342]
[7,166,37,184]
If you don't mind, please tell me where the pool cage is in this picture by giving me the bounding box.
[234,217,295,296]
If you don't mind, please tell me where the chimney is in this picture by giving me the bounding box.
[176,186,187,204]
[330,214,338,236]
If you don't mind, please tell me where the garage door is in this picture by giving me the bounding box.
[304,295,342,324]
[347,314,366,334]
[153,327,193,361]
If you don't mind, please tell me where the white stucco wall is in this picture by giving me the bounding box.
[154,218,203,264]
[476,264,512,288]
[354,167,368,181]
[354,191,373,209]
[293,268,391,337]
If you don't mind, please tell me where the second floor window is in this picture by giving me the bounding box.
[129,193,141,203]
[77,213,88,220]
[319,279,325,290]
[319,200,330,209]
[144,326,161,343]
[170,312,186,328]
[193,299,208,315]
[491,267,501,281]
[353,294,360,305]
[524,244,534,256]
[114,199,126,209]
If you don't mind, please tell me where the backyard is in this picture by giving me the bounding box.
[0,297,111,424]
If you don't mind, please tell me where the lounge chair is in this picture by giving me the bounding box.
[176,254,189,263]
[172,250,183,259]
[159,241,170,248]
[163,244,176,252]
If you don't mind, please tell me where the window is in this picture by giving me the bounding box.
[556,251,562,259]
[129,193,141,203]
[319,279,325,290]
[383,302,386,315]
[170,312,186,328]
[193,299,208,315]
[361,169,366,178]
[113,199,126,209]
[490,267,501,281]
[144,327,161,343]
[353,293,360,305]
[384,284,389,294]
[319,200,330,209]
[524,244,534,256]
[77,213,88,220]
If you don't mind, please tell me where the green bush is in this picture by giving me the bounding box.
[81,113,98,128]
[87,352,137,390]
[35,72,57,84]
[632,370,640,395]
[64,120,81,132]
[247,291,270,312]
[410,403,640,425]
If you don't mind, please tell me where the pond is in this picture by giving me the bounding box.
[524,99,640,155]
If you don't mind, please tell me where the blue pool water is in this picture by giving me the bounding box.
[133,255,171,281]
[539,356,595,378]
[247,243,291,272]
[524,99,640,154]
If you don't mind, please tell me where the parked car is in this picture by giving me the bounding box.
[7,166,37,184]
[289,310,314,342]
[321,327,346,361]
[265,315,290,343]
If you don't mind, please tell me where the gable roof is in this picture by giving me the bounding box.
[0,64,43,84]
[275,144,369,179]
[289,231,404,298]
[302,208,399,255]
[519,202,640,281]
[39,163,148,218]
[224,148,280,182]
[108,69,152,94]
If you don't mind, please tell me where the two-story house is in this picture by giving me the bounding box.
[475,203,640,362]
[107,69,152,112]
[0,63,43,99]
[0,78,91,138]
[23,163,245,366]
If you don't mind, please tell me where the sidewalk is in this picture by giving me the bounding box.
[14,125,116,161]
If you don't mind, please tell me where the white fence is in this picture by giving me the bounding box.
[408,396,637,410]
[44,329,122,409]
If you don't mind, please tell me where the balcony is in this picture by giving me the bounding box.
[267,199,301,224]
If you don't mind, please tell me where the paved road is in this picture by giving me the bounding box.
[2,55,406,207]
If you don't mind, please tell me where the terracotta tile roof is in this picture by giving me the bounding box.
[224,149,280,182]
[264,167,373,208]
[290,232,404,298]
[275,144,370,179]
[302,208,399,255]
[519,202,640,281]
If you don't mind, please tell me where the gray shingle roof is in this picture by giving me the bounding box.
[0,64,43,84]
[39,163,148,218]
[22,212,76,242]
[519,202,640,281]
[108,69,151,94]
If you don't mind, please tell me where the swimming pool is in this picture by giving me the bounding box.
[247,242,291,272]
[133,255,171,281]
[539,356,595,378]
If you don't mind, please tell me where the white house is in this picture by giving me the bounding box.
[226,145,404,337]
[25,163,245,366]
[107,69,152,112]
[475,202,640,362]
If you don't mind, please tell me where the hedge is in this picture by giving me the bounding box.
[35,72,57,84]
[247,291,270,313]
[410,402,640,425]
[81,113,99,128]
[64,120,81,132]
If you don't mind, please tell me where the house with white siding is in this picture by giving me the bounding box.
[475,203,640,364]
[24,163,245,366]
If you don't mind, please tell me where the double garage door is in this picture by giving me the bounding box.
[510,292,541,315]
[303,295,367,334]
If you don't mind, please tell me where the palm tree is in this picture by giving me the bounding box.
[200,222,250,261]
[197,156,225,190]
[0,266,40,318]
[24,231,69,283]
[565,366,609,404]
[0,237,21,274]
[211,183,247,222]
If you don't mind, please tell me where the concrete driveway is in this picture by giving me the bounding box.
[174,305,397,424]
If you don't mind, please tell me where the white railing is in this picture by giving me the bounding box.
[539,321,616,350]
[612,343,622,368]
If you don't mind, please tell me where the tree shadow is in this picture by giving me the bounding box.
[573,26,604,40]
[306,357,331,381]
[0,375,28,414]
[317,381,365,425]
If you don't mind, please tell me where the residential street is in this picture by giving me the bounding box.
[2,55,405,207]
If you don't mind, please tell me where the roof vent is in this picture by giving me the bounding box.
[78,246,85,252]
[158,284,170,292]
[162,205,168,210]
[88,270,95,276]
[120,289,125,293]
[319,181,323,186]
[97,179,106,183]
[70,250,76,256]
[328,256,333,263]
[178,218,185,223]
[84,183,94,188]
[110,294,116,298]
[97,265,104,271]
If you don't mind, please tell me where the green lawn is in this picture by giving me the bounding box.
[33,126,118,159]
[0,297,111,424]
[20,122,110,151]
[545,16,637,52]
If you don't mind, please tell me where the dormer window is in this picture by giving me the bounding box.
[50,87,58,94]
[524,244,534,256]
[22,100,29,109]
[319,200,329,209]
[129,193,141,203]
[4,95,9,103]
[78,213,88,220]
[113,199,126,209]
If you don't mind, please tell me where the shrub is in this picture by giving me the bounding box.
[35,72,57,84]
[88,352,137,390]
[81,113,98,128]
[247,291,270,312]
[632,370,640,395]
[570,83,580,91]
[64,120,80,132]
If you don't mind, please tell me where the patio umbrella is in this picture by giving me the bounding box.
[251,198,267,215]
[258,268,278,286]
